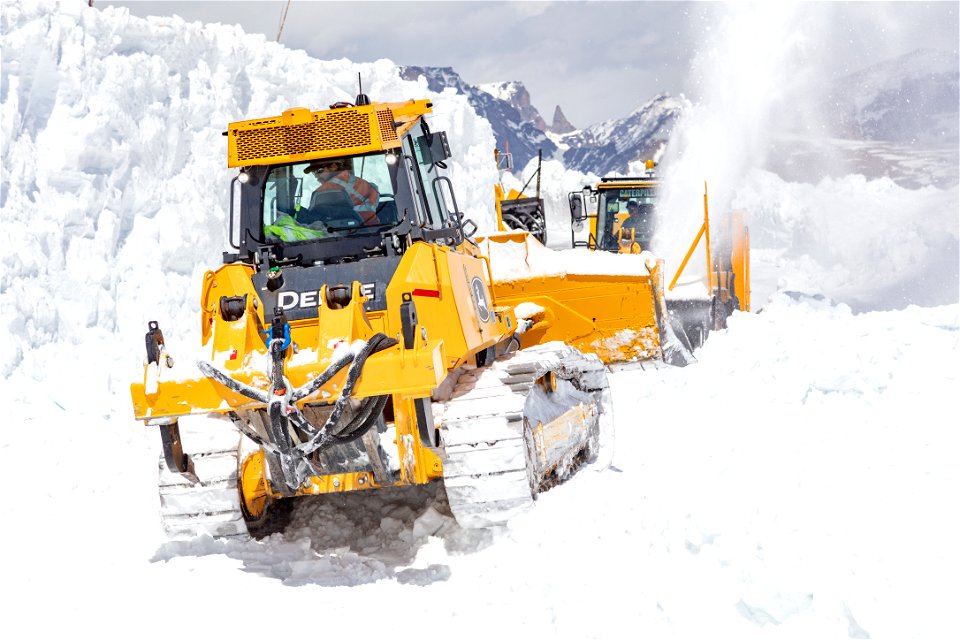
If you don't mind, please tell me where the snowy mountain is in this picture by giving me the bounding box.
[478,81,576,135]
[826,49,959,144]
[478,80,549,132]
[403,48,958,181]
[406,66,685,176]
[561,94,688,175]
[400,66,557,170]
[760,49,959,189]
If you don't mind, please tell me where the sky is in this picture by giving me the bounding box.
[102,1,958,129]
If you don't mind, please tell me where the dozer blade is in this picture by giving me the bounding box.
[480,233,695,367]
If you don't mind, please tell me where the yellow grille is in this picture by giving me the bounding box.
[377,109,398,143]
[227,103,410,168]
[235,110,371,162]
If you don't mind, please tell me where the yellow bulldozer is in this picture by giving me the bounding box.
[482,152,696,368]
[130,96,612,539]
[566,162,750,350]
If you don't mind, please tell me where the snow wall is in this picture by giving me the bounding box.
[0,1,499,389]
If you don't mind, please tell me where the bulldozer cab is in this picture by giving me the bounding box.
[595,184,657,251]
[569,176,659,253]
[227,102,474,267]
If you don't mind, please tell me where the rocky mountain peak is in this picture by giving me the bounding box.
[479,80,548,132]
[400,66,556,170]
[549,106,576,134]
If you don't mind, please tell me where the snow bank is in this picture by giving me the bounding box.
[0,1,497,391]
[736,170,959,311]
[604,294,960,640]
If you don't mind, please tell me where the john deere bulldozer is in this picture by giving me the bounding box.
[130,97,611,539]
[567,161,750,351]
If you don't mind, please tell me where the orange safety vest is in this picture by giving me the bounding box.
[316,170,380,225]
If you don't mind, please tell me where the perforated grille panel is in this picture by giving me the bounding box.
[377,109,398,143]
[234,110,375,162]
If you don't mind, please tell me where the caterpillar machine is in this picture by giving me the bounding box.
[130,96,612,539]
[566,161,751,351]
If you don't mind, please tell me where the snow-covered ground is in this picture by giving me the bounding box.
[2,3,958,639]
[6,295,958,639]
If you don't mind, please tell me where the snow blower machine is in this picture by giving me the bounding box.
[130,96,611,539]
[566,161,750,352]
[493,147,547,245]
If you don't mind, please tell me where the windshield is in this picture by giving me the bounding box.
[596,186,657,251]
[261,152,399,243]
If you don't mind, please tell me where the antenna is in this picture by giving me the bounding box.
[355,72,370,105]
[276,0,291,43]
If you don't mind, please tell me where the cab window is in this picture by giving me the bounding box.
[261,153,397,243]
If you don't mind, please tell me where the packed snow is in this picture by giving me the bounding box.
[2,2,958,639]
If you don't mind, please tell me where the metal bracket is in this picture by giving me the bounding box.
[159,422,198,483]
[400,293,418,349]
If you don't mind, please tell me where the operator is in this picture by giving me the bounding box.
[305,158,380,225]
[622,200,653,248]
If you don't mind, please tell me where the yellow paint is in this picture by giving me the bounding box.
[530,403,595,470]
[239,450,270,519]
[668,185,751,313]
[480,231,662,365]
[226,100,433,168]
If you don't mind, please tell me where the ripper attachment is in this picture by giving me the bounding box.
[143,321,197,481]
[197,329,398,491]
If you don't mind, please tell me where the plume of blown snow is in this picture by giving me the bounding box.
[657,4,814,277]
[654,3,957,311]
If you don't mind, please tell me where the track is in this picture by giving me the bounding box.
[436,343,612,529]
[157,415,251,539]
[157,346,613,537]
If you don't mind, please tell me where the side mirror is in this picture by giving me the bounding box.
[417,131,451,164]
[568,192,583,221]
[573,219,584,233]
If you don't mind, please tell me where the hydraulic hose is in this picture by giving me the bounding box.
[295,333,396,457]
[201,333,398,479]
